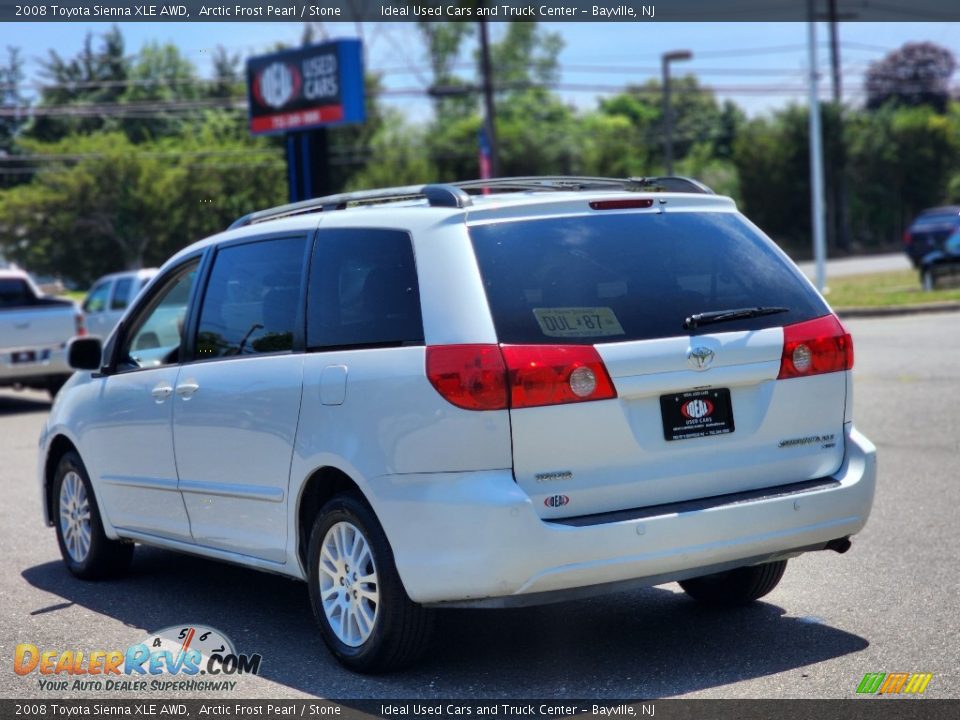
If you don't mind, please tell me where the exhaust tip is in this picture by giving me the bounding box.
[826,536,852,554]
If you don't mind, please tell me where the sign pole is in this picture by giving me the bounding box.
[247,39,365,203]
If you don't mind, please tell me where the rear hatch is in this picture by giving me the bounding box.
[468,207,851,519]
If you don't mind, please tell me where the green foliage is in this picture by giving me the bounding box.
[420,21,569,180]
[574,112,646,177]
[26,27,129,142]
[0,128,285,285]
[0,46,26,153]
[732,106,812,251]
[600,75,728,171]
[846,104,959,247]
[344,114,436,190]
[121,41,203,142]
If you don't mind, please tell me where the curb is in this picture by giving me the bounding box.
[835,301,960,319]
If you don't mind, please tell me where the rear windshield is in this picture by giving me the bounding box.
[0,279,34,308]
[469,211,829,344]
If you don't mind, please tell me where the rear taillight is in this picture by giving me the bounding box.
[75,312,87,337]
[426,344,617,410]
[902,230,913,246]
[778,314,853,379]
[501,345,617,408]
[426,344,508,410]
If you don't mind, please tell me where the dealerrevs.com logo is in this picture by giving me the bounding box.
[14,624,261,692]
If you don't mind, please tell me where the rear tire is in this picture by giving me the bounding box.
[307,494,434,673]
[679,560,787,606]
[53,451,134,580]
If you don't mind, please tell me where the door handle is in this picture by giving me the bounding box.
[151,384,173,402]
[175,382,199,398]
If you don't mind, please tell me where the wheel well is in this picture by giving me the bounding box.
[44,435,78,524]
[296,467,365,571]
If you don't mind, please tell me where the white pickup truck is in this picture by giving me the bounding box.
[0,269,84,398]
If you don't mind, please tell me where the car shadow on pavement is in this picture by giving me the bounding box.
[0,392,51,415]
[23,547,869,698]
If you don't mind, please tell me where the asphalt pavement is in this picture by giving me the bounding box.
[1,311,958,700]
[797,252,911,280]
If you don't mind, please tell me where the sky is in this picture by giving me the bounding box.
[3,20,960,120]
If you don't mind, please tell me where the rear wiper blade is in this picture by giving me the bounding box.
[684,306,789,330]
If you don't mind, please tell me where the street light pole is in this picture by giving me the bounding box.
[661,49,692,175]
[807,2,828,292]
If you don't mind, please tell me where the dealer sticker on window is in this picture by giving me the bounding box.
[533,307,626,338]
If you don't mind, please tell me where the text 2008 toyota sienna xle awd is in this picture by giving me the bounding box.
[40,177,875,672]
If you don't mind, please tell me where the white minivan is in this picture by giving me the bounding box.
[40,178,875,672]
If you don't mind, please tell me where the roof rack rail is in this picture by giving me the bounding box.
[228,175,714,230]
[625,176,714,194]
[228,183,471,230]
[453,175,714,195]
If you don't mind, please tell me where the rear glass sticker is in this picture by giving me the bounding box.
[533,307,626,338]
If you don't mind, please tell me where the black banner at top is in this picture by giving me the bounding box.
[1,699,959,720]
[1,0,959,22]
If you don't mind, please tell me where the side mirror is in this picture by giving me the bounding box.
[68,337,103,371]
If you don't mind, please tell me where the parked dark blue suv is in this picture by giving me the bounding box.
[903,206,960,268]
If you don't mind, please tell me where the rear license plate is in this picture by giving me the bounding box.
[11,350,37,364]
[660,388,735,441]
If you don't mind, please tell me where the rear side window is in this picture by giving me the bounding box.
[195,236,307,359]
[307,229,423,349]
[0,279,34,308]
[110,277,134,311]
[469,212,829,344]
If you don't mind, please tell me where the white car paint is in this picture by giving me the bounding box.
[39,189,876,608]
[0,268,79,391]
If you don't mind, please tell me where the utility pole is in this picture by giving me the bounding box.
[828,0,841,101]
[807,0,828,292]
[827,0,851,252]
[661,50,692,175]
[478,18,499,178]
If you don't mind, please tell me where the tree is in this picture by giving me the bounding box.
[846,104,958,247]
[26,27,129,142]
[865,42,956,113]
[209,46,243,99]
[0,127,286,284]
[343,114,436,190]
[733,107,812,252]
[417,20,476,122]
[0,47,26,153]
[600,75,727,173]
[121,41,203,142]
[486,21,563,93]
[422,21,567,181]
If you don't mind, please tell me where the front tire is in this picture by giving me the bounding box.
[307,494,433,672]
[679,560,787,606]
[53,451,134,579]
